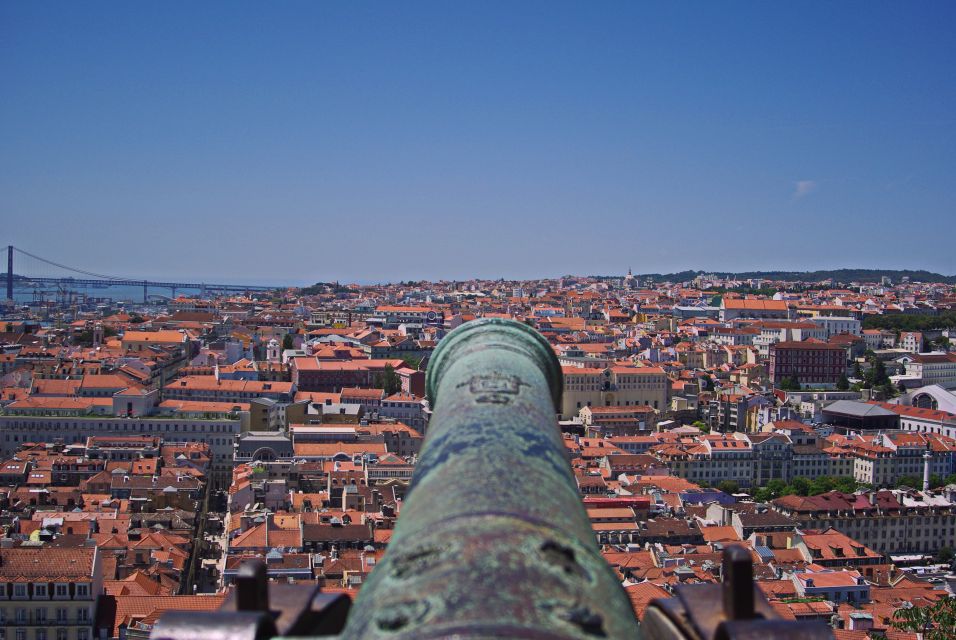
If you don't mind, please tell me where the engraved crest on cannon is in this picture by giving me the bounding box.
[457,372,529,404]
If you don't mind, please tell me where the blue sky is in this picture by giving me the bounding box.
[1,2,954,283]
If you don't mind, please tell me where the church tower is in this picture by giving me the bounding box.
[266,338,281,363]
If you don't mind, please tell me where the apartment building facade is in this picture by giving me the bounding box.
[560,366,668,420]
[0,545,102,640]
[769,341,846,388]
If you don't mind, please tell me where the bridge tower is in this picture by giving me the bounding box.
[6,245,12,300]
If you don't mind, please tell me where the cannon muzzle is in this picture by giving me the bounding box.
[340,318,640,639]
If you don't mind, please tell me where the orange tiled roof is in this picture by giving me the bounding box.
[0,546,96,581]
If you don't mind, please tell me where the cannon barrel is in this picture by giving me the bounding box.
[339,318,641,639]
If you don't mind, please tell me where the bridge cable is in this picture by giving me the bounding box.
[13,246,126,281]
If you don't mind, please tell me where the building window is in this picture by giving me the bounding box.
[34,583,47,598]
[54,584,68,598]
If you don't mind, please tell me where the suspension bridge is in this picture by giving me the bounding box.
[2,245,282,303]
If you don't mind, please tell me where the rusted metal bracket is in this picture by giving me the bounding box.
[643,546,833,640]
[152,560,350,640]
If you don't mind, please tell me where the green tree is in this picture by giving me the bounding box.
[766,479,789,497]
[938,547,955,564]
[892,597,956,640]
[852,361,864,379]
[282,334,294,350]
[864,310,956,332]
[869,358,889,386]
[808,476,836,496]
[376,364,402,396]
[836,373,850,391]
[73,326,118,347]
[897,475,922,489]
[400,355,423,370]
[717,480,740,494]
[833,477,858,493]
[778,376,802,391]
[790,477,811,496]
[878,382,900,399]
[875,359,890,385]
[691,420,710,433]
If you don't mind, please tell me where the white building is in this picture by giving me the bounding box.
[887,403,956,440]
[903,353,956,389]
[377,392,427,432]
[810,317,861,339]
[900,332,924,353]
[0,412,244,486]
[751,321,826,356]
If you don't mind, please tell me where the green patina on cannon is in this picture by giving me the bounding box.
[341,318,638,639]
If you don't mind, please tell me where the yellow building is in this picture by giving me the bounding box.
[561,365,668,420]
[120,330,188,353]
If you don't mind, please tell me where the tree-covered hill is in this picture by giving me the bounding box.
[639,268,956,285]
